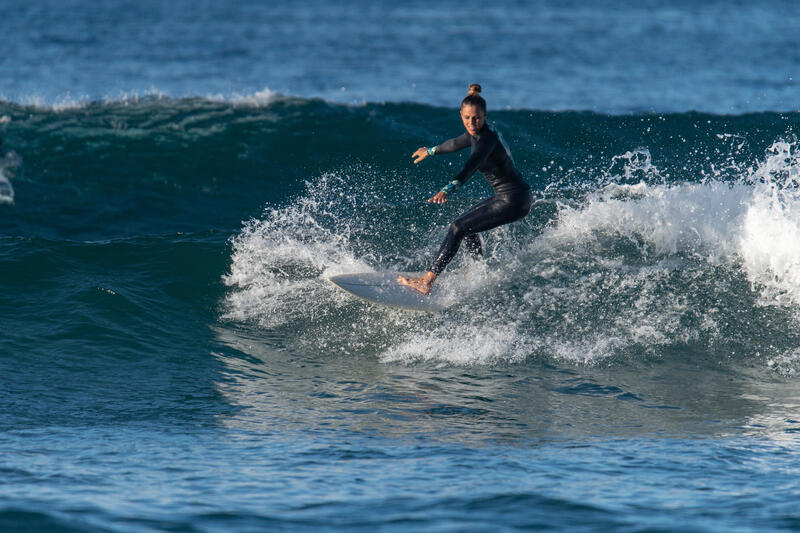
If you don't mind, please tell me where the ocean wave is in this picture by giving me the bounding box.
[3,92,800,368]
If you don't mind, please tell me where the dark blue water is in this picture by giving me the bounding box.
[2,2,800,531]
[3,0,799,113]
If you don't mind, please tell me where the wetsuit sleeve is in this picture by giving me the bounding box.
[434,133,471,154]
[451,131,497,185]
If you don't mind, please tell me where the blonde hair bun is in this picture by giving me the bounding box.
[468,84,482,96]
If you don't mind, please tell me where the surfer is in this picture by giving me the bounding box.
[398,84,532,295]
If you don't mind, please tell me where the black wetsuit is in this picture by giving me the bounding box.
[429,123,531,275]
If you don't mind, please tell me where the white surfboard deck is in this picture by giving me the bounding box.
[328,272,453,312]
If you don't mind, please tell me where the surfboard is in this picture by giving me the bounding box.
[328,272,452,312]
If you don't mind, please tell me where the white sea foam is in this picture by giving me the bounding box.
[6,90,169,111]
[228,88,282,107]
[543,139,800,301]
[738,141,800,306]
[222,172,374,328]
[3,88,284,111]
[24,94,91,111]
[0,173,13,205]
[101,89,168,105]
[0,152,20,205]
[545,180,750,260]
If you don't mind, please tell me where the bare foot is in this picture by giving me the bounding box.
[397,271,437,295]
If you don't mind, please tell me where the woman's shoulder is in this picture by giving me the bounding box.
[476,124,501,144]
[482,123,500,137]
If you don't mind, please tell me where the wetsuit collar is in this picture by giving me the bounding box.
[471,123,491,140]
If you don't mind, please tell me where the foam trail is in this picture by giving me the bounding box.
[380,322,533,365]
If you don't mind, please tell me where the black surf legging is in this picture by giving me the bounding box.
[430,192,532,275]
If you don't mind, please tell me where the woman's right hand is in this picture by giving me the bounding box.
[412,147,429,164]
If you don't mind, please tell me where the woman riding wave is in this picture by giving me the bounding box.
[398,84,532,294]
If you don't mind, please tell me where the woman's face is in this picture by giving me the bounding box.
[460,104,486,136]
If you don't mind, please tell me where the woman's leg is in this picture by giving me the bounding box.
[430,194,531,275]
[399,193,531,294]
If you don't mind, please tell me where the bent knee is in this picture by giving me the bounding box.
[448,220,473,239]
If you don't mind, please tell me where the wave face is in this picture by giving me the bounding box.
[3,97,800,370]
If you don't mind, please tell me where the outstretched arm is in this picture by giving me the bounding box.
[411,133,471,164]
[435,133,471,154]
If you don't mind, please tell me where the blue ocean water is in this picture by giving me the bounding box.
[2,1,800,531]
